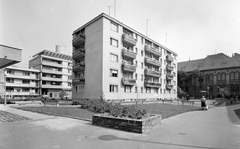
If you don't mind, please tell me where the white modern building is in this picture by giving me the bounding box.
[29,47,72,99]
[72,13,178,100]
[5,66,40,99]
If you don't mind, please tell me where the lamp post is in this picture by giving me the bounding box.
[207,86,209,99]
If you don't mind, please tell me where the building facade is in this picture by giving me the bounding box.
[178,53,240,98]
[5,66,40,99]
[29,49,72,99]
[72,13,178,100]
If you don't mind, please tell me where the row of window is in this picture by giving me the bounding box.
[110,22,177,59]
[109,85,176,94]
[206,72,240,82]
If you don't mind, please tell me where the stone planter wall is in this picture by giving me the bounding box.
[92,114,162,133]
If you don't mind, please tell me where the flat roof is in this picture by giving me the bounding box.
[73,13,177,56]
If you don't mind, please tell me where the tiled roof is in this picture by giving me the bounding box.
[178,53,240,72]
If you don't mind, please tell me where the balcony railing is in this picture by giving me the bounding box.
[6,83,39,88]
[72,48,85,59]
[144,45,162,57]
[42,77,63,82]
[6,92,40,96]
[122,62,136,72]
[41,84,63,89]
[145,57,162,67]
[72,33,85,46]
[42,61,62,68]
[122,34,137,46]
[166,84,173,89]
[166,55,174,62]
[144,69,161,77]
[122,48,136,59]
[144,81,161,88]
[72,77,85,85]
[166,64,174,71]
[166,74,174,80]
[6,74,38,80]
[42,69,62,75]
[72,63,85,72]
[122,78,136,86]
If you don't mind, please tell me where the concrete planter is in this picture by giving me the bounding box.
[92,114,162,133]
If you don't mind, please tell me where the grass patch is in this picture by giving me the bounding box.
[234,109,240,120]
[17,103,199,120]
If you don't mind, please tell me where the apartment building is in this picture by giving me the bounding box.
[72,13,178,100]
[178,53,240,98]
[5,66,40,99]
[29,48,72,99]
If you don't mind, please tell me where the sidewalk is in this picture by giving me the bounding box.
[0,104,239,149]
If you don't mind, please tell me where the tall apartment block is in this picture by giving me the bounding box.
[72,13,178,100]
[5,66,40,99]
[29,47,72,99]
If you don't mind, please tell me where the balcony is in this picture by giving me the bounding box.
[42,61,62,68]
[122,62,136,72]
[144,45,162,57]
[42,69,62,75]
[42,77,63,82]
[166,64,174,71]
[144,69,161,77]
[122,48,136,59]
[122,34,137,46]
[72,33,85,46]
[72,77,85,85]
[72,48,85,59]
[6,74,38,80]
[145,57,162,67]
[144,81,161,88]
[166,55,174,62]
[166,84,173,89]
[41,84,63,89]
[73,63,85,72]
[122,78,136,86]
[166,74,174,80]
[6,92,40,96]
[6,83,38,88]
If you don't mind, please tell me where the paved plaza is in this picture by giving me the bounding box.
[0,103,239,149]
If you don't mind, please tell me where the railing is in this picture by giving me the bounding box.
[41,84,63,89]
[72,78,85,84]
[122,48,137,59]
[166,84,174,89]
[166,74,174,80]
[72,63,85,72]
[6,74,38,80]
[144,69,161,77]
[122,78,136,86]
[122,34,137,46]
[72,48,85,59]
[42,61,62,67]
[144,45,162,57]
[72,33,85,46]
[166,55,174,62]
[42,77,62,81]
[145,57,162,67]
[6,83,38,88]
[144,81,161,88]
[166,64,174,71]
[122,62,136,72]
[42,69,62,74]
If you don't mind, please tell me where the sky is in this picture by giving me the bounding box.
[1,0,240,68]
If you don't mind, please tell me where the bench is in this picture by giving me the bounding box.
[42,100,59,106]
[161,99,173,104]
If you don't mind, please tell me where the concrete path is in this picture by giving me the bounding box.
[0,104,239,149]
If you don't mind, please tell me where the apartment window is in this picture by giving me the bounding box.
[141,62,143,69]
[110,69,118,77]
[141,75,143,81]
[141,37,144,44]
[110,38,118,47]
[110,85,118,92]
[23,72,30,76]
[135,60,138,67]
[7,70,14,74]
[135,73,137,80]
[6,78,14,83]
[135,87,137,93]
[160,89,162,94]
[141,87,143,93]
[110,53,118,62]
[141,50,143,56]
[235,84,239,92]
[22,80,30,84]
[68,83,72,86]
[111,22,118,32]
[146,87,151,93]
[79,85,84,92]
[75,86,78,92]
[154,88,158,93]
[124,85,131,93]
[68,69,71,73]
[135,48,138,54]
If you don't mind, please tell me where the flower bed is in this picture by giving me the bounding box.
[92,114,162,133]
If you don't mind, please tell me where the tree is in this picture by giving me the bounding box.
[60,90,67,99]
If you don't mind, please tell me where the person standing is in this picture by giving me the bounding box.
[201,96,208,110]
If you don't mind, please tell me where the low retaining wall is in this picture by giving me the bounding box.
[92,114,162,133]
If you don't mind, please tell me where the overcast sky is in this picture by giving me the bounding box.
[1,0,240,68]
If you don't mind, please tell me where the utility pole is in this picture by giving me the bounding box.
[114,0,116,18]
[145,19,149,37]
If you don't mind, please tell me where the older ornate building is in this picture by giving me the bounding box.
[178,53,240,98]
